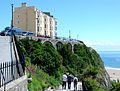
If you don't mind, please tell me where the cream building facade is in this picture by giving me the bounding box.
[13,3,57,38]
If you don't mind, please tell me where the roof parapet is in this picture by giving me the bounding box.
[22,2,27,7]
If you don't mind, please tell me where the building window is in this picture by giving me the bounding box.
[55,31,57,37]
[44,18,47,22]
[55,27,57,30]
[50,31,52,37]
[17,21,20,24]
[45,24,47,28]
[50,19,52,24]
[50,26,53,30]
[55,21,57,25]
[37,26,39,32]
[45,31,47,36]
[37,19,39,23]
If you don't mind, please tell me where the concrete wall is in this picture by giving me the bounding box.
[0,75,28,91]
[0,36,11,62]
[0,36,19,63]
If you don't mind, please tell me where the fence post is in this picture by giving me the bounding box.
[0,60,24,90]
[0,63,1,87]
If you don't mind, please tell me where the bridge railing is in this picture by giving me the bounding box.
[0,61,24,88]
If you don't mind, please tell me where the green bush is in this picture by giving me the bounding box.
[18,38,111,91]
[28,67,60,91]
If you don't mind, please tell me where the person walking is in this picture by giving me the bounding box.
[73,76,78,90]
[62,73,67,89]
[67,73,73,89]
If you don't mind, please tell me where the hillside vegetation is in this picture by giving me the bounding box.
[18,38,112,91]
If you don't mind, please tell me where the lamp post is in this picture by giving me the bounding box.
[77,34,79,40]
[36,18,38,36]
[69,30,71,39]
[11,4,14,29]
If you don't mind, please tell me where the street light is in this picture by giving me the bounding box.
[69,30,71,39]
[36,17,38,36]
[77,34,79,40]
[11,4,14,29]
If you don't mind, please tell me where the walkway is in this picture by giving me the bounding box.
[57,82,83,91]
[45,82,83,91]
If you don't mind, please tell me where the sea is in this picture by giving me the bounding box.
[98,51,120,69]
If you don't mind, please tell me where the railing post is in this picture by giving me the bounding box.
[3,63,5,86]
[0,63,1,87]
[0,62,6,91]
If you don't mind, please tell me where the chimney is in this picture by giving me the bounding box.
[22,2,27,7]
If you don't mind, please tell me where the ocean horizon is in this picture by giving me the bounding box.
[98,51,120,69]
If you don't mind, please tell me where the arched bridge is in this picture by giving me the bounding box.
[18,36,84,52]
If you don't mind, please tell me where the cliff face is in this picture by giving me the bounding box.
[18,38,111,91]
[84,47,112,90]
[72,43,112,90]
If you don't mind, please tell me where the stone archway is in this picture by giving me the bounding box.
[56,41,63,51]
[43,41,53,47]
[67,43,72,52]
[73,44,78,53]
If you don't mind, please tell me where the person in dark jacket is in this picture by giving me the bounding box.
[67,73,73,89]
[73,76,78,90]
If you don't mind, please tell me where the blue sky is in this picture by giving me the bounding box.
[0,0,120,51]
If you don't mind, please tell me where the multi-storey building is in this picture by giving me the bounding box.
[13,3,57,38]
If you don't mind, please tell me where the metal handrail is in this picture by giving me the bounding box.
[13,35,25,74]
[0,68,6,91]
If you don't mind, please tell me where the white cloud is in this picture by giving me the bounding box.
[84,41,120,51]
[84,41,120,46]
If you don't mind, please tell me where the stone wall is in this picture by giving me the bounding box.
[0,75,28,91]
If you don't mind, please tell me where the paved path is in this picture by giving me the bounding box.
[45,82,83,91]
[56,82,83,91]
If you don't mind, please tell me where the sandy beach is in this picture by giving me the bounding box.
[105,67,120,81]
